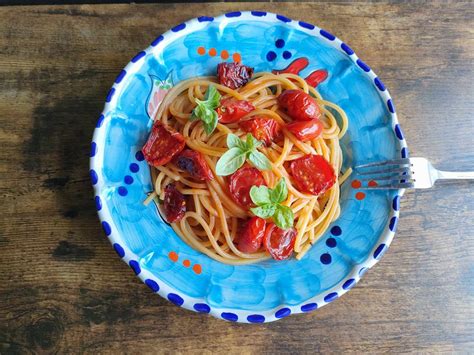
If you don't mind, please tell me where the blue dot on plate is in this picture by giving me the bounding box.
[356,59,371,72]
[326,238,337,248]
[96,114,104,128]
[276,14,291,23]
[341,43,354,55]
[145,279,160,292]
[167,293,184,306]
[151,35,164,46]
[113,243,125,258]
[324,292,338,303]
[101,221,111,236]
[129,260,141,275]
[247,314,265,323]
[275,39,285,48]
[320,29,335,41]
[94,196,102,211]
[115,70,126,84]
[118,186,128,196]
[394,124,404,140]
[193,303,211,313]
[124,175,134,185]
[275,308,291,318]
[90,169,98,185]
[225,11,241,18]
[197,16,213,22]
[171,23,186,32]
[373,243,387,259]
[266,51,277,61]
[387,99,396,113]
[374,77,386,91]
[251,11,266,17]
[282,50,292,59]
[131,51,146,63]
[90,142,97,157]
[393,196,400,211]
[389,216,398,231]
[135,151,145,161]
[105,87,115,103]
[301,303,318,312]
[221,312,238,322]
[342,278,356,290]
[129,163,139,173]
[298,21,315,30]
[320,253,332,264]
[330,225,342,236]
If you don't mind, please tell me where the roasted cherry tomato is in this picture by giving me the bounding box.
[263,223,297,260]
[237,217,267,253]
[229,167,266,208]
[286,120,323,142]
[163,183,186,223]
[278,90,321,121]
[142,121,185,167]
[174,149,213,181]
[217,62,254,89]
[289,154,336,195]
[217,98,255,124]
[239,116,282,146]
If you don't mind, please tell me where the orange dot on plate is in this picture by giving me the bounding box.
[197,46,206,55]
[183,259,191,268]
[232,53,241,62]
[208,48,217,56]
[351,180,362,189]
[168,251,178,262]
[193,264,202,275]
[221,50,229,60]
[368,180,378,187]
[355,192,366,200]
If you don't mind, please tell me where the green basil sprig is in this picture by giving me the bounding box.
[215,133,272,176]
[250,178,294,229]
[190,85,221,135]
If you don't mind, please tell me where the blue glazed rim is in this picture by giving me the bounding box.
[90,11,408,323]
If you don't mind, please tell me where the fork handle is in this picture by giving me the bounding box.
[437,170,474,180]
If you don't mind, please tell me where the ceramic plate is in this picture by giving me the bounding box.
[90,11,408,323]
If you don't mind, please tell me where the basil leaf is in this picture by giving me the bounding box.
[246,133,261,150]
[273,205,294,229]
[203,110,218,135]
[248,150,272,171]
[204,85,221,109]
[215,147,246,176]
[227,133,245,150]
[250,185,271,206]
[250,204,277,219]
[270,178,288,204]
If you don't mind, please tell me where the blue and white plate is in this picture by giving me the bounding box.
[90,11,407,323]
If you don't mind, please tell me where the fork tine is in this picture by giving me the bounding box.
[359,171,413,182]
[358,182,415,190]
[356,166,412,176]
[354,158,411,170]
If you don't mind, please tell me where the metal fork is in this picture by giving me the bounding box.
[354,157,474,189]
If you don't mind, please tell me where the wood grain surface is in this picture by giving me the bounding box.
[1,2,473,354]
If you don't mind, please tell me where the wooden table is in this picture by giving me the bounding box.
[1,2,473,353]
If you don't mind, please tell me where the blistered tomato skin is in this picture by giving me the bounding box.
[289,154,336,195]
[237,217,267,253]
[217,62,254,89]
[142,121,186,167]
[174,149,213,181]
[217,99,255,123]
[163,183,186,223]
[229,167,266,208]
[278,90,321,121]
[239,116,282,146]
[264,223,297,260]
[286,120,323,142]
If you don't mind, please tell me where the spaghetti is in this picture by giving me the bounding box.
[143,67,350,265]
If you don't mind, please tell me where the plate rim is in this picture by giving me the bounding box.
[90,10,408,323]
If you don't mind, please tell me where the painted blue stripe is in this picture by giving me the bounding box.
[320,29,335,41]
[392,196,400,211]
[221,312,238,322]
[131,51,146,63]
[193,303,211,313]
[105,87,115,103]
[113,243,124,258]
[342,278,356,290]
[388,99,396,113]
[301,303,318,312]
[145,279,159,292]
[394,124,404,140]
[389,216,398,231]
[324,292,339,302]
[167,293,184,306]
[275,308,291,318]
[247,314,265,323]
[197,16,213,22]
[151,35,164,46]
[356,59,371,72]
[374,77,386,91]
[341,43,354,55]
[114,70,126,84]
[276,14,291,23]
[225,11,241,18]
[373,244,387,259]
[298,21,315,30]
[171,23,186,32]
[251,11,267,17]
